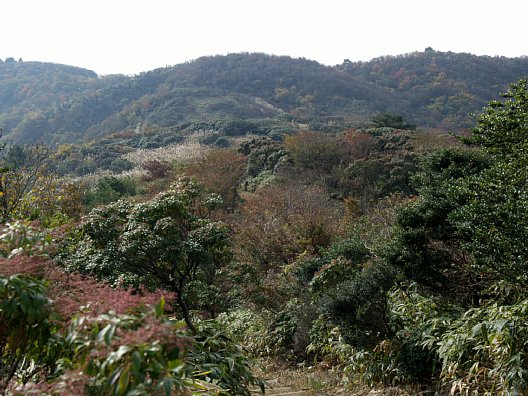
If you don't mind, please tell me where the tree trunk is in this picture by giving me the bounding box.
[176,294,197,335]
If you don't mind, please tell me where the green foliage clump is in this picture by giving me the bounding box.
[30,301,263,396]
[62,178,230,334]
[189,320,265,395]
[84,176,138,208]
[217,310,271,356]
[335,128,418,206]
[316,260,397,348]
[370,113,416,130]
[367,79,528,393]
[0,221,52,258]
[0,143,50,223]
[58,304,192,396]
[383,148,492,298]
[220,305,316,361]
[0,274,52,392]
[466,79,528,156]
[306,314,353,364]
[450,160,528,286]
[385,80,528,298]
[296,229,396,349]
[448,79,528,287]
[238,137,289,191]
[338,153,418,206]
[423,299,528,394]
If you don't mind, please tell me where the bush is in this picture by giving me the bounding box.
[218,309,271,356]
[382,148,492,300]
[284,131,348,173]
[84,176,138,208]
[189,320,265,395]
[141,159,171,180]
[316,260,397,348]
[0,221,52,258]
[62,178,231,334]
[184,149,247,212]
[234,182,342,311]
[19,301,263,395]
[0,274,52,392]
[14,176,85,227]
[422,300,528,395]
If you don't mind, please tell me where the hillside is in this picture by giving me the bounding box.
[1,51,528,144]
[2,67,528,395]
[0,60,126,142]
[341,48,528,127]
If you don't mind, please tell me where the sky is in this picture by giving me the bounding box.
[1,0,527,76]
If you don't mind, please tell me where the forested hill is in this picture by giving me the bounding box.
[341,49,528,127]
[0,60,126,142]
[2,50,528,144]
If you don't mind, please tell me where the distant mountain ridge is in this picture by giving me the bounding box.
[1,50,528,144]
[341,49,528,127]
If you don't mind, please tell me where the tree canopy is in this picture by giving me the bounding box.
[63,178,230,334]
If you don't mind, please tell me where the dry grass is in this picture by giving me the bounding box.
[253,358,339,395]
[410,129,461,152]
[252,357,428,396]
[123,140,211,167]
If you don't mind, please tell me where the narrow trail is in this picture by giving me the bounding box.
[249,362,412,395]
[251,378,313,396]
[249,358,344,396]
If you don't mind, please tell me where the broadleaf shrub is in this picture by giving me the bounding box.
[0,274,52,393]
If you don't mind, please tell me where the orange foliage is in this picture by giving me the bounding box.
[283,131,348,172]
[342,129,374,160]
[233,181,343,309]
[235,181,343,270]
[184,149,247,212]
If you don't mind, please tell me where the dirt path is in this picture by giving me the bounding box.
[251,377,313,395]
[250,358,344,395]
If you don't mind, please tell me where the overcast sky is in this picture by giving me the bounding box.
[1,0,527,76]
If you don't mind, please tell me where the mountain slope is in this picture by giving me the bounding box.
[0,60,126,142]
[341,49,528,127]
[2,51,528,144]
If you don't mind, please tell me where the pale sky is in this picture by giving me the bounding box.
[1,0,527,76]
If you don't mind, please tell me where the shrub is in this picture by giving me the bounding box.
[84,176,138,208]
[141,159,172,180]
[422,300,528,395]
[13,176,85,226]
[0,221,52,258]
[0,143,51,223]
[62,178,231,334]
[233,182,342,311]
[189,320,265,395]
[238,137,289,192]
[283,131,348,173]
[218,309,271,356]
[0,274,52,393]
[316,260,397,348]
[21,302,263,395]
[184,149,247,212]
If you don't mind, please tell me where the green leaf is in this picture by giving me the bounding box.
[155,297,165,318]
[116,367,130,395]
[167,359,184,372]
[132,350,142,375]
[115,345,132,360]
[481,323,489,345]
[97,323,116,345]
[162,377,173,396]
[493,318,509,331]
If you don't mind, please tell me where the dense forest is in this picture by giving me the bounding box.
[1,50,528,145]
[1,51,528,395]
